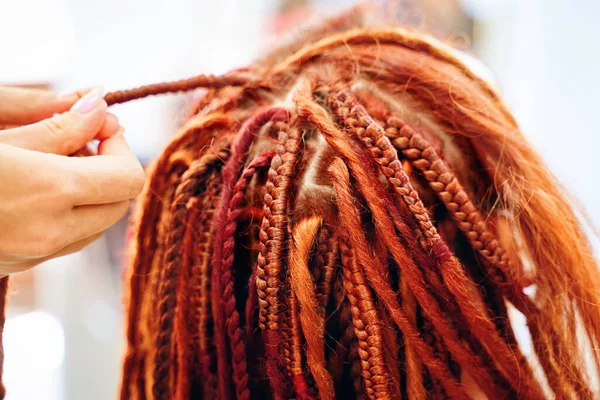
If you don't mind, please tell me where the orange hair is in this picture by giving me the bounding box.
[107,15,600,399]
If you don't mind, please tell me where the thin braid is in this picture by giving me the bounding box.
[339,236,392,400]
[173,199,200,400]
[290,216,335,400]
[369,234,402,398]
[211,108,290,400]
[153,145,230,400]
[348,337,368,400]
[255,119,302,399]
[280,291,294,376]
[316,228,339,317]
[327,157,468,400]
[331,90,543,397]
[286,280,312,399]
[301,97,494,397]
[190,174,221,398]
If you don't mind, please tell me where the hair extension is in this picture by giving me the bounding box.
[0,9,592,400]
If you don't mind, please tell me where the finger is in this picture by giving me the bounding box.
[97,127,137,157]
[49,231,105,259]
[96,113,120,141]
[64,129,146,205]
[72,143,97,157]
[17,232,105,272]
[0,86,94,125]
[69,113,118,157]
[66,201,129,245]
[0,88,108,155]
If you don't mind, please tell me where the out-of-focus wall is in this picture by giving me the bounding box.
[466,0,600,249]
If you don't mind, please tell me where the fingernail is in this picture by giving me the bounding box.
[70,87,105,114]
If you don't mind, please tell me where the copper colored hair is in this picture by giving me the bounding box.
[0,6,598,400]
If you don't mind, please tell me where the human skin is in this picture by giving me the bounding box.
[0,86,145,275]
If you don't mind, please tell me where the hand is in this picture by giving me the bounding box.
[0,87,145,275]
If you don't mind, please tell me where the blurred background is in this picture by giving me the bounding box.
[1,0,599,398]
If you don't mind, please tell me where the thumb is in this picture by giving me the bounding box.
[0,88,108,155]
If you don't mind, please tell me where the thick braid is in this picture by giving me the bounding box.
[326,157,468,399]
[339,237,392,400]
[255,119,302,399]
[332,90,543,398]
[0,277,7,400]
[153,145,230,400]
[303,96,498,397]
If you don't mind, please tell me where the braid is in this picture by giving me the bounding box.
[316,228,339,317]
[190,174,221,397]
[255,119,302,398]
[339,236,392,399]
